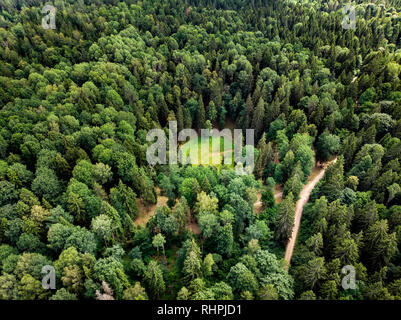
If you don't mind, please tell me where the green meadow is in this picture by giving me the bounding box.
[179,135,234,166]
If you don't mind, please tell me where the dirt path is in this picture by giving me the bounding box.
[186,220,201,234]
[284,158,337,268]
[274,184,284,204]
[253,192,264,214]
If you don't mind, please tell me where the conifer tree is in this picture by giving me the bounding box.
[275,192,295,245]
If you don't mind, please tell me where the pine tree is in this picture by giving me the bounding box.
[177,105,184,132]
[183,107,192,128]
[299,257,326,290]
[275,192,295,245]
[183,240,202,281]
[144,260,165,299]
[201,176,211,194]
[251,97,266,141]
[243,95,254,129]
[362,125,377,145]
[341,133,359,171]
[255,136,268,179]
[253,85,262,105]
[333,232,359,265]
[363,220,398,269]
[283,163,303,198]
[320,157,345,202]
[207,101,217,122]
[196,96,206,129]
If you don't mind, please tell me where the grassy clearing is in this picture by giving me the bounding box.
[180,135,234,166]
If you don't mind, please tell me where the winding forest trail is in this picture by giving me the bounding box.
[284,157,338,270]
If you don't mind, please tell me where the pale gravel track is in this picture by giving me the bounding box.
[284,158,338,269]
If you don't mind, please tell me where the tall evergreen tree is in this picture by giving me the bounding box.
[275,192,295,245]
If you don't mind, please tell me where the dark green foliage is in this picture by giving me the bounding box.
[0,0,400,301]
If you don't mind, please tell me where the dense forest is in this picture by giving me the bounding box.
[0,0,401,300]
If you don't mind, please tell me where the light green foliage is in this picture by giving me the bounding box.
[91,214,113,243]
[144,260,165,299]
[123,282,148,300]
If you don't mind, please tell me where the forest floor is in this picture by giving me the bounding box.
[253,185,283,214]
[274,185,284,204]
[186,218,201,234]
[135,188,201,234]
[134,188,168,227]
[284,157,338,270]
[253,193,264,214]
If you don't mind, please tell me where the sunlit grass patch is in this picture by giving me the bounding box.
[179,135,234,166]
